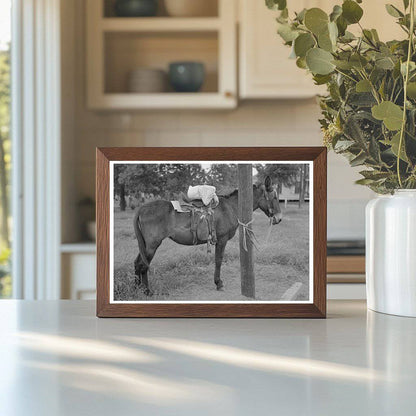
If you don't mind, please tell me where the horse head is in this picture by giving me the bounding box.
[254,176,282,225]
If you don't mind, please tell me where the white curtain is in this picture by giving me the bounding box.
[12,0,61,299]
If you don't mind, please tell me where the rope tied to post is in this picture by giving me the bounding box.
[238,219,261,252]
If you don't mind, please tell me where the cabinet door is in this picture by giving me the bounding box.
[239,0,403,99]
[239,0,321,99]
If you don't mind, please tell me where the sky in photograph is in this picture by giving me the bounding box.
[0,0,11,50]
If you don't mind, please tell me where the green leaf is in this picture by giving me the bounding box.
[403,0,410,9]
[349,92,377,107]
[336,15,348,36]
[277,23,299,42]
[330,5,343,22]
[355,178,376,185]
[350,152,368,167]
[328,21,338,45]
[375,56,395,70]
[306,48,335,75]
[318,32,333,52]
[296,57,307,69]
[401,61,416,76]
[294,33,315,57]
[334,139,355,152]
[356,79,372,92]
[385,4,403,18]
[350,53,368,69]
[304,8,329,35]
[360,170,391,180]
[339,31,356,42]
[313,74,332,85]
[371,29,380,42]
[295,8,307,22]
[342,0,363,24]
[407,82,416,99]
[363,29,375,44]
[382,132,409,162]
[333,59,353,70]
[280,8,288,19]
[266,0,287,11]
[369,136,381,162]
[372,101,404,130]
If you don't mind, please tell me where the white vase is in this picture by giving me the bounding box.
[366,190,416,317]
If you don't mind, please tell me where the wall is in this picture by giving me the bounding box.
[61,0,374,243]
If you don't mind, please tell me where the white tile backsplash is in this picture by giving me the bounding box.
[73,98,371,241]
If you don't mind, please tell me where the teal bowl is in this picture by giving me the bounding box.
[114,0,158,17]
[169,62,205,93]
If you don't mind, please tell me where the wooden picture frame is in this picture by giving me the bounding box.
[96,147,327,318]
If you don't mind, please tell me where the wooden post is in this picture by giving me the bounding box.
[238,164,255,298]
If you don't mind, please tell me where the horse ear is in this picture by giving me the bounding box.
[264,176,272,192]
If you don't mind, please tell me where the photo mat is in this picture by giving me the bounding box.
[109,161,313,304]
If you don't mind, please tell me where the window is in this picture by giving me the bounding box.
[0,0,11,298]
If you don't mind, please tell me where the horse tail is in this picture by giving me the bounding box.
[133,209,149,267]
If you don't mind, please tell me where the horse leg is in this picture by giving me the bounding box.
[140,243,161,296]
[214,238,227,290]
[133,251,154,296]
[134,253,142,287]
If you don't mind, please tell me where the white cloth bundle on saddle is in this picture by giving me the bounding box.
[187,185,219,206]
[171,185,219,213]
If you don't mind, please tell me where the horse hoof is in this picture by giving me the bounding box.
[144,288,153,297]
[216,282,224,291]
[134,277,142,287]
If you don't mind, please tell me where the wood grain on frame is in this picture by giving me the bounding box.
[96,147,327,318]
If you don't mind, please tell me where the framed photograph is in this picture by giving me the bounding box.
[96,147,327,318]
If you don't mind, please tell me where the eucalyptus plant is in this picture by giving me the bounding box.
[266,0,416,193]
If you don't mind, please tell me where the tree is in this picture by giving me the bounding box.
[256,164,300,190]
[0,47,10,247]
[298,165,309,207]
[207,164,238,193]
[114,164,207,202]
[114,164,127,211]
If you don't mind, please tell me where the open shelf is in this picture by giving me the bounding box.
[91,92,235,109]
[104,31,219,94]
[86,0,236,109]
[101,17,221,32]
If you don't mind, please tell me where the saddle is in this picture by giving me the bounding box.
[178,192,219,252]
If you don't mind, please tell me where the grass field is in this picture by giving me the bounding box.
[113,203,310,301]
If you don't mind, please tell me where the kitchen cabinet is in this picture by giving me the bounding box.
[238,0,404,99]
[86,0,237,109]
[239,0,324,99]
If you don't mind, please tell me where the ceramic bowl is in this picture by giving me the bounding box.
[168,62,205,93]
[114,0,158,17]
[127,68,167,93]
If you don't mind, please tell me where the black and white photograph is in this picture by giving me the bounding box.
[110,161,313,303]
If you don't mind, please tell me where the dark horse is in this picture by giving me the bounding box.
[133,176,282,296]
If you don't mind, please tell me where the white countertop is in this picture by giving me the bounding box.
[0,300,415,415]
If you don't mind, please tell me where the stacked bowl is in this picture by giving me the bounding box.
[127,68,167,93]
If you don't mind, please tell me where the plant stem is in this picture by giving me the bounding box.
[334,68,357,83]
[398,0,415,188]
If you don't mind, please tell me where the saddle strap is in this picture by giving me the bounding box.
[190,210,198,245]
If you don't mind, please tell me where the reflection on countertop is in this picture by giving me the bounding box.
[0,300,415,415]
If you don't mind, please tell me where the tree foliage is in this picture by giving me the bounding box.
[114,163,307,203]
[256,163,305,188]
[267,0,416,193]
[0,46,11,296]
